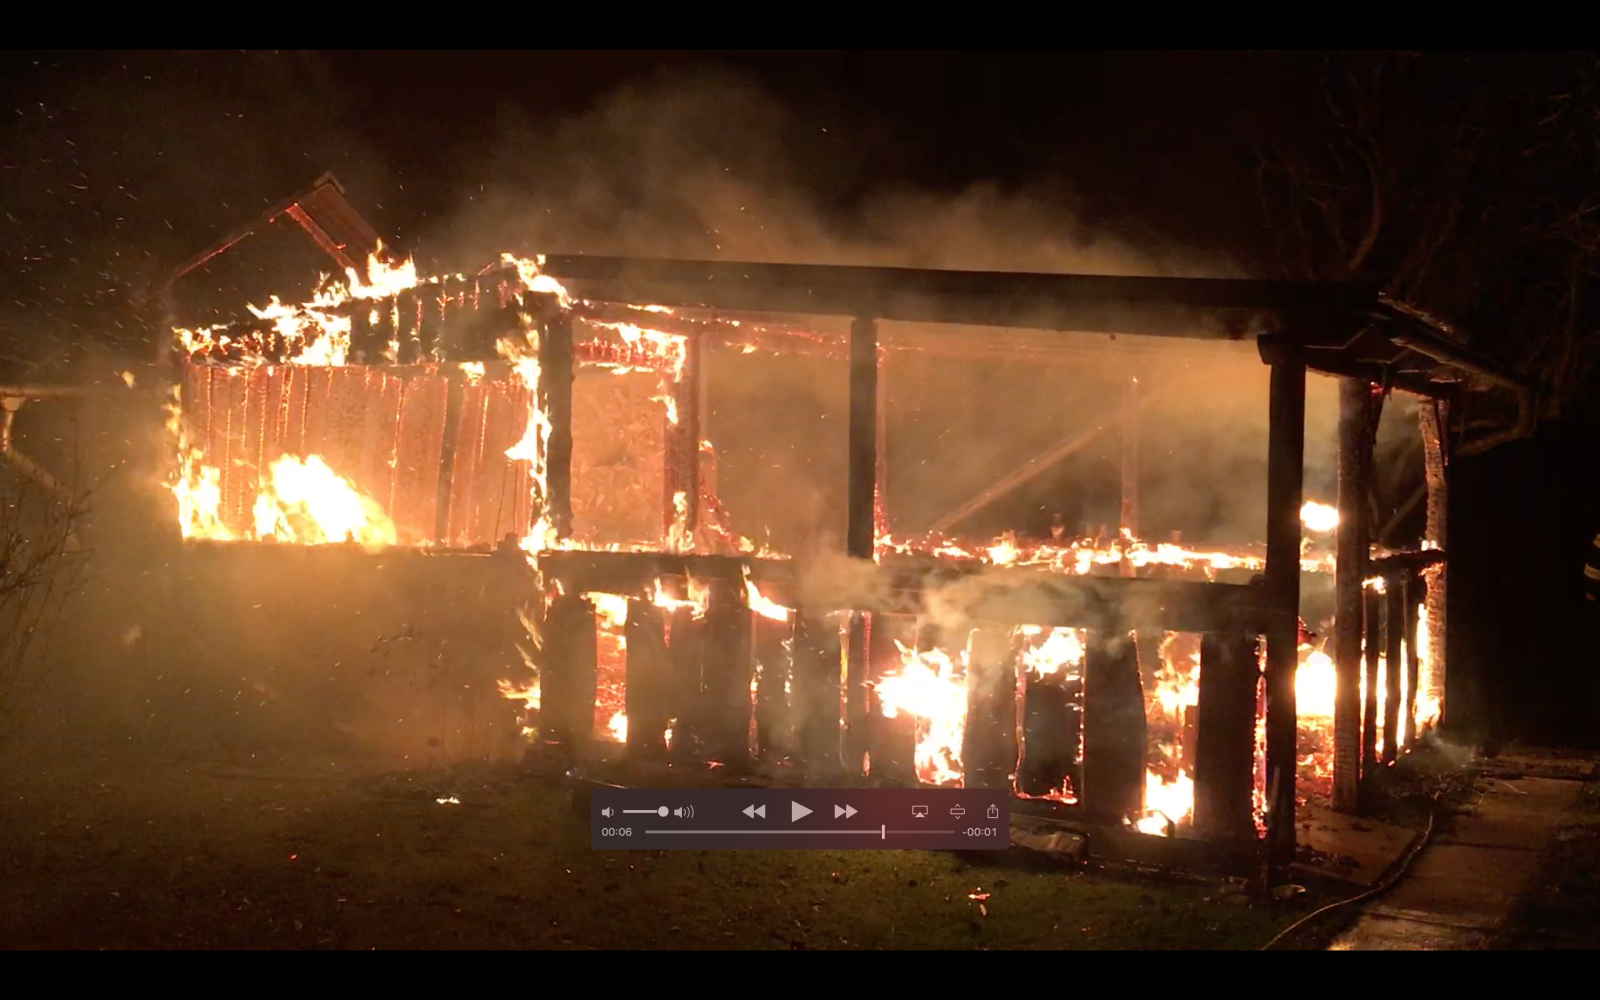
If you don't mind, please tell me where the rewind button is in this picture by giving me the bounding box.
[743,804,767,819]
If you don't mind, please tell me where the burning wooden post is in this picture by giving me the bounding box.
[536,296,575,539]
[664,331,701,545]
[1193,631,1261,840]
[792,611,842,774]
[1362,587,1381,779]
[1332,379,1379,813]
[1420,400,1449,726]
[435,372,465,544]
[843,316,878,774]
[963,626,1018,790]
[541,592,598,750]
[1403,571,1421,747]
[624,599,671,758]
[1383,578,1405,766]
[1261,342,1306,865]
[753,613,793,760]
[1120,376,1140,538]
[869,614,918,783]
[703,577,755,768]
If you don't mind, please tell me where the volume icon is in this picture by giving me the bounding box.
[601,806,614,818]
[673,805,695,819]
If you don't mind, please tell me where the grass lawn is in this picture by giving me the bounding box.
[0,751,1333,950]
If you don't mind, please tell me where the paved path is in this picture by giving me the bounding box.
[1328,775,1584,949]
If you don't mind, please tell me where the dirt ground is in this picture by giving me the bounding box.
[0,744,1331,950]
[1493,778,1600,949]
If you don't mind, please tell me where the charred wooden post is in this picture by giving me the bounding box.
[1361,587,1382,778]
[793,611,842,775]
[964,626,1019,790]
[1383,579,1405,765]
[1261,343,1306,866]
[1120,376,1140,538]
[1017,655,1082,799]
[843,315,878,773]
[753,613,793,760]
[1333,378,1378,813]
[703,577,755,768]
[666,603,707,760]
[624,599,671,758]
[1194,632,1261,840]
[1082,627,1147,823]
[1403,572,1422,748]
[535,296,575,539]
[434,372,465,544]
[541,593,598,751]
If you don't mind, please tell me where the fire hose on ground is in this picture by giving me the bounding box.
[1259,784,1450,950]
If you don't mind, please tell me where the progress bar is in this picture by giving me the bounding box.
[646,829,956,836]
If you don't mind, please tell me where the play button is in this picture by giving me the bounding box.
[791,801,812,822]
[743,804,766,819]
[834,804,857,818]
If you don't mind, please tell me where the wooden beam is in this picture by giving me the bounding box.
[664,330,702,545]
[666,606,706,760]
[703,578,754,769]
[1263,353,1306,866]
[1120,377,1140,538]
[539,254,1377,338]
[844,316,878,774]
[753,614,793,761]
[434,372,465,545]
[1333,378,1378,813]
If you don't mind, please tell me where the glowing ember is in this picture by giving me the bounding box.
[586,592,630,630]
[608,711,628,742]
[744,568,792,622]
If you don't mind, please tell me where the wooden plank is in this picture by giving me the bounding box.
[541,593,598,749]
[752,614,793,761]
[1333,378,1378,813]
[666,605,707,761]
[1194,632,1261,840]
[1362,587,1382,779]
[703,578,754,768]
[1082,628,1147,823]
[624,599,671,758]
[963,626,1019,790]
[537,300,574,540]
[793,611,841,775]
[1403,572,1421,748]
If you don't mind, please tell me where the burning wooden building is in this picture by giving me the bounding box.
[151,174,1527,864]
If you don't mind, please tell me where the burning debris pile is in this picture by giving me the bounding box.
[162,213,1447,845]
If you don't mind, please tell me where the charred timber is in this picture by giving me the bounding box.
[666,605,708,761]
[1383,582,1404,766]
[536,298,575,539]
[792,612,842,775]
[703,578,755,769]
[1194,632,1261,840]
[541,593,598,750]
[539,256,1376,339]
[1262,353,1306,865]
[963,627,1019,790]
[1082,628,1147,824]
[753,615,793,760]
[1368,549,1447,576]
[624,600,671,758]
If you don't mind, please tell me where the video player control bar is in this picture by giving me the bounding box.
[590,789,1009,850]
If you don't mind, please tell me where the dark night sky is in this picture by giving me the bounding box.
[0,49,1273,359]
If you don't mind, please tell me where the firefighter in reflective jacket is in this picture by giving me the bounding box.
[1587,532,1600,603]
